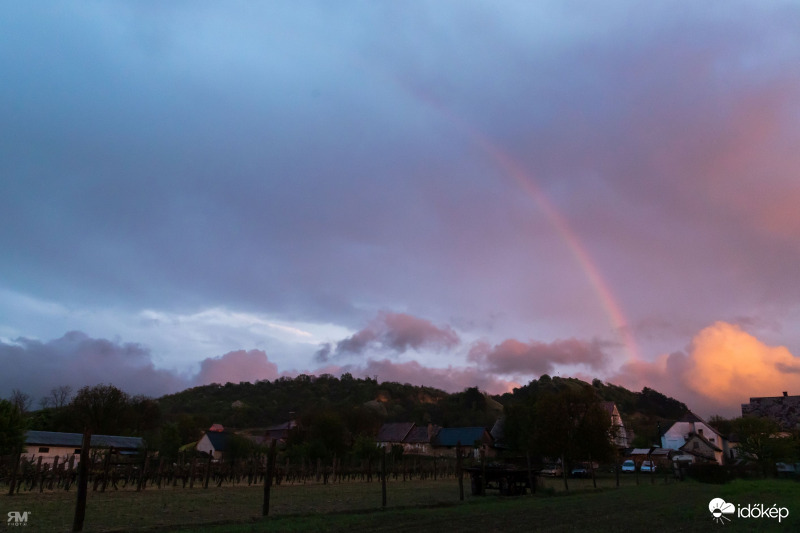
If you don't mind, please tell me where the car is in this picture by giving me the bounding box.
[540,464,563,477]
[621,459,636,472]
[570,464,590,478]
[640,460,657,473]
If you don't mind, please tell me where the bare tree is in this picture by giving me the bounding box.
[50,385,73,408]
[9,389,32,415]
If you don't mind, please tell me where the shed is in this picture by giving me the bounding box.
[24,430,144,462]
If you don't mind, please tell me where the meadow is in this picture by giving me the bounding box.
[1,473,797,532]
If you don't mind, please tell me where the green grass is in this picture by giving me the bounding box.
[1,475,798,532]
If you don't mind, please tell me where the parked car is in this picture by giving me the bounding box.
[540,464,563,477]
[776,462,798,477]
[570,464,589,478]
[621,459,636,472]
[640,460,657,473]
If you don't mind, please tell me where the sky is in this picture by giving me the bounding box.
[2,1,800,418]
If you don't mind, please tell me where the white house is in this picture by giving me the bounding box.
[661,412,727,465]
[601,402,629,448]
[196,424,232,460]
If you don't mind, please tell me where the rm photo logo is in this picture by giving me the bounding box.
[709,497,790,525]
[6,512,30,527]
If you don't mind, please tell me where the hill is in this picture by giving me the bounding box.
[157,373,685,448]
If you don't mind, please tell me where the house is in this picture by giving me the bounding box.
[196,424,232,461]
[376,422,415,450]
[741,392,800,430]
[680,431,724,465]
[432,427,494,458]
[375,422,441,455]
[264,420,297,444]
[24,431,144,463]
[402,424,440,456]
[601,402,629,448]
[660,411,727,465]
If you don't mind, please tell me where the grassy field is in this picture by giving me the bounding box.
[1,474,798,532]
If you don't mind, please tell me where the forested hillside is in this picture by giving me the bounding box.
[19,374,688,457]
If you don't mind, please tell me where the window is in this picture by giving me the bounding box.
[38,447,49,453]
[74,449,81,454]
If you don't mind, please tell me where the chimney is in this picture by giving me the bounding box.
[783,391,788,397]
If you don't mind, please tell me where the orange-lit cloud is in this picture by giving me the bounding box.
[613,322,800,416]
[684,322,800,403]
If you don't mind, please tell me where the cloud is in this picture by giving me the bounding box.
[612,322,800,417]
[683,322,800,403]
[333,311,460,356]
[192,349,279,386]
[0,332,185,400]
[469,337,612,375]
[0,332,282,401]
[319,358,518,396]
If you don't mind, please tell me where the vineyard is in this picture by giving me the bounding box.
[0,450,474,532]
[2,450,462,494]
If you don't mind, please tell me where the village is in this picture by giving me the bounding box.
[13,385,800,490]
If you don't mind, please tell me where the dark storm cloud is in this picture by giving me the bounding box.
[0,332,184,400]
[0,333,283,400]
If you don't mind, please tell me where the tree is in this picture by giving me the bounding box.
[9,389,32,415]
[70,384,131,434]
[732,416,796,476]
[0,399,27,455]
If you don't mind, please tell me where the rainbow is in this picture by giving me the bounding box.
[391,79,642,364]
[473,131,642,363]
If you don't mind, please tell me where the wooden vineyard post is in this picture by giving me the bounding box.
[480,448,486,496]
[33,456,43,492]
[263,439,277,516]
[189,457,197,488]
[7,452,21,496]
[203,454,212,489]
[381,450,387,508]
[101,449,111,492]
[49,456,60,491]
[456,442,464,502]
[526,450,536,495]
[137,454,150,492]
[72,428,91,532]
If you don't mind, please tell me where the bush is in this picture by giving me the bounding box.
[687,463,731,484]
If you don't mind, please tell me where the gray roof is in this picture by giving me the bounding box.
[376,422,414,443]
[404,425,439,444]
[26,431,144,450]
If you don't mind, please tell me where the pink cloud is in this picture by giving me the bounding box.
[193,349,280,385]
[317,358,518,396]
[334,311,460,356]
[470,337,612,375]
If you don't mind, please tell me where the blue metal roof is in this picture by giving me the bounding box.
[25,430,144,450]
[434,427,489,447]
